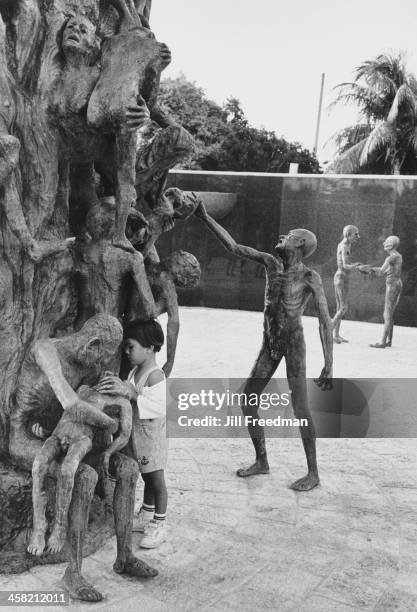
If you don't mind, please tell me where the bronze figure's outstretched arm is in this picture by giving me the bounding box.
[163,282,179,377]
[195,203,276,267]
[360,255,393,277]
[373,254,393,276]
[341,243,361,270]
[130,251,157,318]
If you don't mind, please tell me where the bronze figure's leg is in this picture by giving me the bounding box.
[63,464,102,602]
[9,411,45,472]
[332,273,349,343]
[236,340,282,478]
[371,280,402,348]
[27,436,61,556]
[386,283,401,346]
[80,403,118,432]
[69,162,100,235]
[286,329,319,491]
[110,0,142,31]
[114,129,138,248]
[111,453,158,578]
[46,437,93,555]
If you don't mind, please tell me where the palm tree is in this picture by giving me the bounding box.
[328,53,417,174]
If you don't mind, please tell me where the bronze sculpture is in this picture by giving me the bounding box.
[28,386,131,557]
[359,236,403,348]
[196,204,333,491]
[0,0,194,591]
[73,197,155,328]
[10,314,157,600]
[332,225,362,343]
[130,250,201,376]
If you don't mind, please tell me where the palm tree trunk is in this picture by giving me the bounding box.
[389,147,401,175]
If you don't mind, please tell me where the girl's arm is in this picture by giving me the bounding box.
[136,371,166,419]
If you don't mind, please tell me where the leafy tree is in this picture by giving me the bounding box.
[328,53,417,174]
[158,74,228,170]
[159,74,320,173]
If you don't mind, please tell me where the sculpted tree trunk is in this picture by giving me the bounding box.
[0,0,78,452]
[0,0,101,573]
[0,0,194,574]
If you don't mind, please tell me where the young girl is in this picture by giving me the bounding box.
[98,318,168,549]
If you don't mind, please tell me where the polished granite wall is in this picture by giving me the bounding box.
[159,171,417,327]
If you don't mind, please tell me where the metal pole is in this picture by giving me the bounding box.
[313,73,325,154]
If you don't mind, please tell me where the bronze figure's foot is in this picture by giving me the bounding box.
[369,342,387,349]
[236,460,270,478]
[63,569,103,602]
[333,335,348,344]
[113,554,158,578]
[27,530,46,556]
[46,523,67,554]
[290,473,319,491]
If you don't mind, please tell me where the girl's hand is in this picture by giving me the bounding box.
[95,375,135,400]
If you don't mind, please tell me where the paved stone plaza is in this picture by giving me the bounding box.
[1,308,417,611]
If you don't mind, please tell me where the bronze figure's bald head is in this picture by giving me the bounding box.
[342,225,360,242]
[275,229,317,259]
[383,235,400,251]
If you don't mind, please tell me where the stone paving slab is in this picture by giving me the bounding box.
[1,309,416,611]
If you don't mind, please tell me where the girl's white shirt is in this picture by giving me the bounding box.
[127,365,166,420]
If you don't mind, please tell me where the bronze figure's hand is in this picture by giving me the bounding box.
[358,264,374,275]
[314,367,333,391]
[158,42,171,68]
[125,97,150,130]
[31,423,50,440]
[194,201,208,219]
[95,375,132,400]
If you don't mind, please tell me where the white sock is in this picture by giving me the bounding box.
[141,503,155,518]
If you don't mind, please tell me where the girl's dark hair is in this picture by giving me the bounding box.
[123,319,164,352]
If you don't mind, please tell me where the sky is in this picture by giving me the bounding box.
[151,0,417,165]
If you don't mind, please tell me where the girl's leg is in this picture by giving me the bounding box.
[142,472,155,507]
[140,470,168,548]
[153,470,168,515]
[143,470,167,515]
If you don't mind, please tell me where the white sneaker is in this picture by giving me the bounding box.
[140,520,167,548]
[132,508,153,533]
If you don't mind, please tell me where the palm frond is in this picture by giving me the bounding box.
[356,54,407,92]
[387,83,417,122]
[329,82,386,120]
[407,74,417,96]
[408,126,417,154]
[329,52,417,174]
[360,122,396,165]
[326,124,372,154]
[326,139,367,174]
